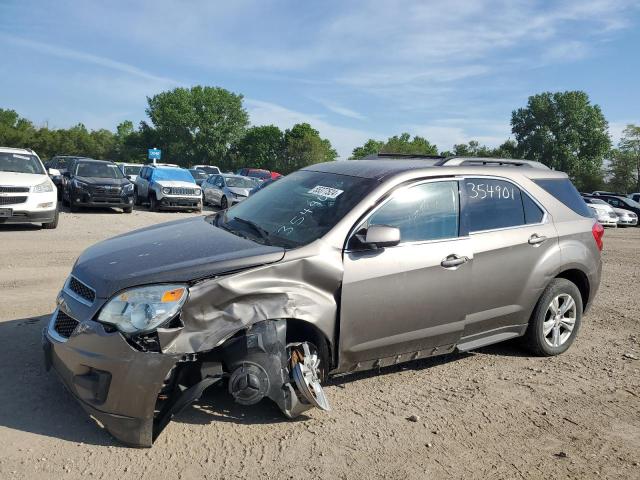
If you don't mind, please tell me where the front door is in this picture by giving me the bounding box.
[339,179,472,368]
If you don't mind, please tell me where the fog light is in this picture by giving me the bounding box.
[37,202,54,208]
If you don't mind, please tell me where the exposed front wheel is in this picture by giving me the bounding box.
[149,194,159,212]
[123,206,133,214]
[523,278,583,356]
[220,196,228,210]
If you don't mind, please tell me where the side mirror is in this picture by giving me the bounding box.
[48,168,61,177]
[360,225,401,249]
[126,175,132,180]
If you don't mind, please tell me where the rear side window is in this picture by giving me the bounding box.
[533,179,591,217]
[464,179,525,232]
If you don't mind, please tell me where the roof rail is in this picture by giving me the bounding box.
[437,157,549,170]
[363,152,445,160]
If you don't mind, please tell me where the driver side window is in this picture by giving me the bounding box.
[368,181,460,243]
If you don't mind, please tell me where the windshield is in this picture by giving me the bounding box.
[590,198,608,205]
[197,166,220,175]
[0,152,45,175]
[623,198,640,208]
[218,170,376,248]
[152,168,195,183]
[225,176,254,188]
[189,169,209,180]
[247,170,271,179]
[75,162,124,179]
[124,165,142,176]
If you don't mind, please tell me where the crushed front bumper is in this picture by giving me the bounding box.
[43,311,180,446]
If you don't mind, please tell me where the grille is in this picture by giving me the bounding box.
[170,187,197,195]
[54,310,79,338]
[92,185,121,196]
[0,186,29,193]
[68,276,96,303]
[0,196,27,205]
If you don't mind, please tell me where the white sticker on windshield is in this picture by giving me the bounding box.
[13,154,30,160]
[308,185,344,199]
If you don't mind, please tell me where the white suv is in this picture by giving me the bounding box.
[0,147,59,229]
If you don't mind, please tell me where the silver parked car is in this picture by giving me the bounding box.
[43,157,603,447]
[202,173,254,208]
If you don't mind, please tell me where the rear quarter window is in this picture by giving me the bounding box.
[533,179,592,217]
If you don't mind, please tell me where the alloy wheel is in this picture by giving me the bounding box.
[543,294,576,348]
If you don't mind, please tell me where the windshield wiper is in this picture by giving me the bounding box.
[231,217,272,245]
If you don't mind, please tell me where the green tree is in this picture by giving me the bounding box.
[0,109,36,147]
[350,139,385,159]
[350,133,437,159]
[232,125,284,171]
[145,86,249,168]
[511,91,610,190]
[280,123,337,174]
[608,125,640,193]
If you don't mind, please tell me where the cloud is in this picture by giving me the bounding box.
[2,34,178,85]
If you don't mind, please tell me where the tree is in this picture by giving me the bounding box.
[232,125,284,171]
[351,139,385,159]
[0,109,36,147]
[511,91,610,190]
[618,124,640,192]
[280,123,337,173]
[350,133,437,159]
[145,86,249,168]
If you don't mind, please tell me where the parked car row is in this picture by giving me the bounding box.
[584,192,639,227]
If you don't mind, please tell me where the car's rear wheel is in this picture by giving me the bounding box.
[220,196,228,210]
[42,207,59,229]
[523,278,582,356]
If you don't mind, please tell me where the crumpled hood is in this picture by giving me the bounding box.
[228,186,251,197]
[72,215,285,298]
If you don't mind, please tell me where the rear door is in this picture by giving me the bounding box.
[459,177,559,340]
[339,179,472,368]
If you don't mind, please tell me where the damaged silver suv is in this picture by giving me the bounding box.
[43,157,603,446]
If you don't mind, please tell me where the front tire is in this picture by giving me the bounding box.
[42,207,59,229]
[523,278,583,356]
[149,194,159,212]
[123,206,133,214]
[220,196,228,210]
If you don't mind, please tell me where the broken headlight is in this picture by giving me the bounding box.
[97,284,188,334]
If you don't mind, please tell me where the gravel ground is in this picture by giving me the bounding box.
[0,208,638,480]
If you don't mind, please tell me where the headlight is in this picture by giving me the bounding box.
[73,179,88,190]
[97,284,188,334]
[162,187,171,195]
[32,180,54,193]
[195,188,202,195]
[123,183,134,193]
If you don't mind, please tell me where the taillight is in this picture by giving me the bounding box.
[592,222,604,251]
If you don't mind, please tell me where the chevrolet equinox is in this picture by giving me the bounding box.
[43,157,603,446]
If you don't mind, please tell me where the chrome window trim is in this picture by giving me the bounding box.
[345,177,463,251]
[459,174,550,235]
[63,275,96,307]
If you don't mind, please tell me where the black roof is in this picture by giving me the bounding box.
[303,159,440,180]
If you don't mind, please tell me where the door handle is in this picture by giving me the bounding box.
[528,234,547,245]
[441,254,469,268]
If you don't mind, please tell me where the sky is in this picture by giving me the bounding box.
[1,0,639,159]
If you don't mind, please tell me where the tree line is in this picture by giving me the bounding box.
[351,91,639,193]
[0,86,337,175]
[1,88,638,192]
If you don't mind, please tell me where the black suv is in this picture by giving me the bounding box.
[62,159,135,213]
[45,155,89,199]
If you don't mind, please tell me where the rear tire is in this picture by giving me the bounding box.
[42,207,59,229]
[523,278,582,356]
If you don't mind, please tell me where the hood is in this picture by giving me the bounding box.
[589,203,613,213]
[228,186,251,197]
[0,171,49,187]
[72,215,285,298]
[153,180,197,188]
[75,176,129,187]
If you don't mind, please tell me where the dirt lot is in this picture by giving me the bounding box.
[0,208,638,479]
